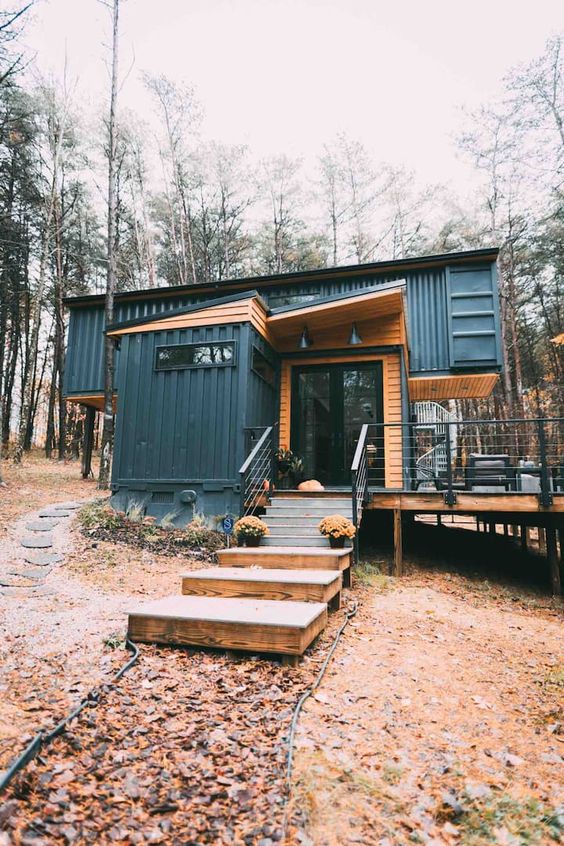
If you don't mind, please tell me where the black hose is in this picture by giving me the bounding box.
[281,600,358,839]
[0,639,139,795]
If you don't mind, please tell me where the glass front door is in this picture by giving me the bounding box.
[291,362,384,486]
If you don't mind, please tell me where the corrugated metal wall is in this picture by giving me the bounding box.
[65,261,500,395]
[113,323,247,485]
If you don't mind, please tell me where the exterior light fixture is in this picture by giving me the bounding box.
[348,322,363,345]
[298,326,313,349]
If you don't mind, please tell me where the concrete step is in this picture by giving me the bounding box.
[263,535,333,547]
[181,566,342,607]
[266,524,321,536]
[127,595,328,656]
[266,506,353,518]
[265,514,331,524]
[272,497,353,507]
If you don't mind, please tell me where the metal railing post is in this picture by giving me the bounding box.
[351,468,359,567]
[443,420,456,505]
[269,425,277,502]
[239,471,246,518]
[537,418,553,508]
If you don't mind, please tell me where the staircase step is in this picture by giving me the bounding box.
[272,497,353,507]
[127,595,327,656]
[181,566,342,605]
[267,524,321,536]
[263,535,334,547]
[266,507,353,518]
[217,546,352,571]
[264,516,332,527]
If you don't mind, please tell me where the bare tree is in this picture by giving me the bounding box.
[259,154,302,274]
[13,76,73,463]
[144,74,201,286]
[98,0,120,489]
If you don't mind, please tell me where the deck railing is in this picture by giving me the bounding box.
[239,424,278,517]
[351,423,369,565]
[352,417,564,507]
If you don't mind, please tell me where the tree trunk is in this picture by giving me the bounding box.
[98,0,120,490]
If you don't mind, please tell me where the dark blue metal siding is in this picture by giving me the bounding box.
[65,260,501,396]
[405,269,449,373]
[65,305,106,394]
[113,323,246,485]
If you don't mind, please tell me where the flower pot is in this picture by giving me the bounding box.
[244,535,261,547]
[328,535,346,548]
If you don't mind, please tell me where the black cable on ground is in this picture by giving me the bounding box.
[0,639,139,795]
[281,600,359,839]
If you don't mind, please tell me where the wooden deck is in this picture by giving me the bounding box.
[128,595,328,656]
[367,491,564,514]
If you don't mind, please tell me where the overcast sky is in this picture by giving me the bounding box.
[23,0,563,194]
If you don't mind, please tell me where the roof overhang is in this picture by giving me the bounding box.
[266,282,408,353]
[409,372,499,401]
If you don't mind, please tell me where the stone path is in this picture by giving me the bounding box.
[0,501,82,595]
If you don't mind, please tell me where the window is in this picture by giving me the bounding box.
[155,341,235,370]
[267,290,321,308]
[252,346,276,387]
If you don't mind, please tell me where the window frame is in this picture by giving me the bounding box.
[154,340,238,371]
[251,344,277,388]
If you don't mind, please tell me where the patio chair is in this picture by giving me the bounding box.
[552,465,564,492]
[465,454,517,492]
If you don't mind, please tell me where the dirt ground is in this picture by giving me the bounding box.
[0,455,562,845]
[292,572,563,845]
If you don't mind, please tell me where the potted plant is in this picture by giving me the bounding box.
[276,447,296,489]
[288,454,304,488]
[318,514,356,548]
[234,515,269,547]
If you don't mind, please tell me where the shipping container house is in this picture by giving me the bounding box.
[64,248,503,522]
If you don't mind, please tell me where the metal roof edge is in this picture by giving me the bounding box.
[64,247,500,309]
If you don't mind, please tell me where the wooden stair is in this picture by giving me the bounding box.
[217,546,352,585]
[128,596,327,656]
[182,566,342,608]
[127,493,354,661]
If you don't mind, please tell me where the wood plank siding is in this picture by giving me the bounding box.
[279,351,404,489]
[408,372,499,400]
[107,297,271,342]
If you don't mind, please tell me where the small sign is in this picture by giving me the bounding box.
[222,515,234,536]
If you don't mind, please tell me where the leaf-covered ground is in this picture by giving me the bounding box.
[1,456,563,845]
[292,569,563,846]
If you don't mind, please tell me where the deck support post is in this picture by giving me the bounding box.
[81,405,96,479]
[520,526,528,552]
[546,528,561,595]
[538,528,547,555]
[393,508,403,577]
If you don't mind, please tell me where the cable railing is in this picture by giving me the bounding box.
[239,424,278,517]
[351,417,564,507]
[351,423,369,565]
